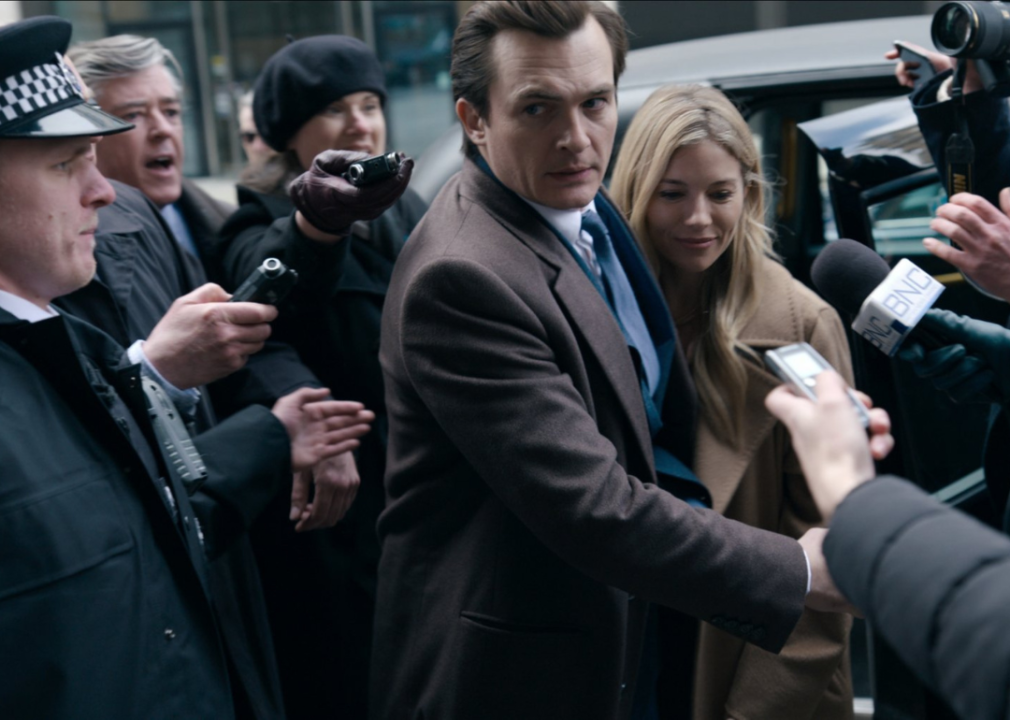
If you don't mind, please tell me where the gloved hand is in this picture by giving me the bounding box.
[896,309,1010,404]
[289,149,414,236]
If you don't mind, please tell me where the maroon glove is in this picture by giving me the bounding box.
[289,149,414,236]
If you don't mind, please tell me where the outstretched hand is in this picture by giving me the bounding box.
[271,387,374,471]
[884,42,953,89]
[924,190,1010,303]
[289,450,362,532]
[765,372,892,522]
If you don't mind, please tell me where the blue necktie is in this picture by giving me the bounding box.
[581,209,661,397]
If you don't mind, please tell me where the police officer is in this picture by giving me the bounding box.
[0,17,367,720]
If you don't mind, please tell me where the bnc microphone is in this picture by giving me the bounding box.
[811,239,946,355]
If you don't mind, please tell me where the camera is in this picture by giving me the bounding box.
[932,0,1010,95]
[344,152,403,186]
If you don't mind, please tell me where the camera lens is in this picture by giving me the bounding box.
[934,3,973,53]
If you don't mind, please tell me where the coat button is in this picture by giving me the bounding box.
[164,628,176,641]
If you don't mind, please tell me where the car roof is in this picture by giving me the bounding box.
[412,15,934,203]
[621,15,932,90]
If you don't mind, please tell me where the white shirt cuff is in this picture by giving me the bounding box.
[127,339,201,416]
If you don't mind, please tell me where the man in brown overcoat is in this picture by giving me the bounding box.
[373,2,849,718]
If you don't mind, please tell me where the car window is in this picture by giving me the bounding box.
[866,179,946,256]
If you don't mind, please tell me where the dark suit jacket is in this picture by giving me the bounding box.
[0,309,289,719]
[824,476,1010,720]
[372,159,808,720]
[177,176,235,284]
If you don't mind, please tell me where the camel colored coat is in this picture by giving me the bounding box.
[692,259,854,720]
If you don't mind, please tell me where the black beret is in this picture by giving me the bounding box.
[0,16,130,138]
[254,35,387,152]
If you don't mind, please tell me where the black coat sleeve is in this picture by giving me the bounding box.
[190,405,291,559]
[823,476,1010,720]
[220,191,351,303]
[911,70,1010,206]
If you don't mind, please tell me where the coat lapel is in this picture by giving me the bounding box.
[695,266,804,513]
[695,358,781,513]
[461,162,655,472]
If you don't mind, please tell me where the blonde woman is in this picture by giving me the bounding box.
[611,85,854,720]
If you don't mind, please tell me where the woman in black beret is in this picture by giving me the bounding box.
[218,35,427,720]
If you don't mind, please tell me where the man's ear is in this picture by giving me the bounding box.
[456,97,487,148]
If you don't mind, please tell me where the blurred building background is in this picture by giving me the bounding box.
[2,0,945,186]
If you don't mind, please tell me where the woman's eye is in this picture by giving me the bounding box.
[711,191,734,202]
[659,191,684,200]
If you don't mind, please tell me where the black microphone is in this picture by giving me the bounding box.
[811,238,1002,402]
[811,238,949,352]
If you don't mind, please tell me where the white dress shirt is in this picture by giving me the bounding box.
[0,289,58,322]
[522,196,602,278]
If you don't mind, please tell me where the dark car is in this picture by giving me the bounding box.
[413,14,1000,720]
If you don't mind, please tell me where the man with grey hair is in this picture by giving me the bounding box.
[69,35,231,280]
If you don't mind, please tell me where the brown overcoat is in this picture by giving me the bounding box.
[372,160,814,720]
[692,258,854,720]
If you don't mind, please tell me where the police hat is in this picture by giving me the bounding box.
[0,16,132,138]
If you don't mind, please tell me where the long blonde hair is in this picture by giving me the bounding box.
[610,85,777,443]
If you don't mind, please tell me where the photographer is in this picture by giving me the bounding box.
[766,372,1010,720]
[888,28,1010,302]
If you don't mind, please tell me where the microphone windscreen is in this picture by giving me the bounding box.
[810,239,891,315]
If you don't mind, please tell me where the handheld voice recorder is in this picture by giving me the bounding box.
[765,342,870,428]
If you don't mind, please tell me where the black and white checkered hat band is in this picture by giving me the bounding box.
[0,54,83,129]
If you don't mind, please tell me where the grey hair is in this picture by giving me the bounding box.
[67,35,183,100]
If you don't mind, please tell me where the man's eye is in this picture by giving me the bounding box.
[584,98,606,110]
[523,104,544,116]
[121,112,142,121]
